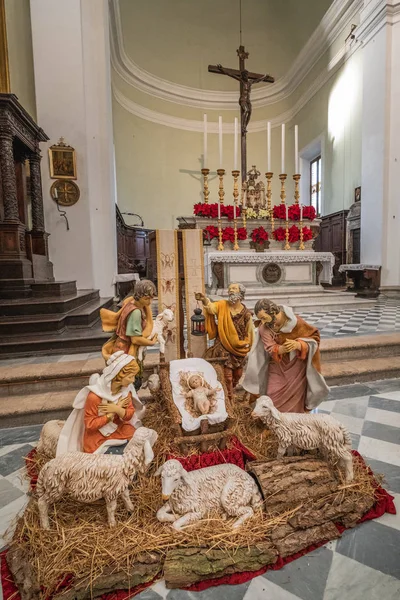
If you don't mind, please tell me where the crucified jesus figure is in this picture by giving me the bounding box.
[216,65,271,134]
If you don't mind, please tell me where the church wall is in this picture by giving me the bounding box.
[5,0,36,119]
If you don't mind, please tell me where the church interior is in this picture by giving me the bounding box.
[0,1,399,599]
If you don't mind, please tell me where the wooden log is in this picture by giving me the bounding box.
[271,522,340,558]
[164,543,278,589]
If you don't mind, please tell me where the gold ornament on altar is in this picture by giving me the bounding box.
[240,166,266,211]
[51,180,80,207]
[48,137,77,180]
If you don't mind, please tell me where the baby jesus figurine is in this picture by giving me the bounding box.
[184,374,218,416]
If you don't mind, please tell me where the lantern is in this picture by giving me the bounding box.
[191,307,206,336]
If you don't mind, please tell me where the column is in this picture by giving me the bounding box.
[30,0,117,296]
[29,153,45,232]
[359,0,400,290]
[0,133,19,221]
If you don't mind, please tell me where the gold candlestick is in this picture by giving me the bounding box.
[293,173,301,205]
[217,218,224,251]
[299,219,305,250]
[201,168,210,204]
[266,172,274,232]
[232,170,240,251]
[284,219,291,250]
[279,173,287,205]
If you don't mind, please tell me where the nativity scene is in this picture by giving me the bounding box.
[0,1,398,600]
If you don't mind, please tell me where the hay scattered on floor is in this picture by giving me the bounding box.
[11,398,377,598]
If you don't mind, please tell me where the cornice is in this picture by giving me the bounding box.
[109,0,363,110]
[112,37,361,132]
[358,0,400,44]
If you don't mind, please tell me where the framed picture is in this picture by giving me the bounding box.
[355,186,361,202]
[48,139,77,180]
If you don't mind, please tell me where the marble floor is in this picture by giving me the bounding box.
[0,379,400,600]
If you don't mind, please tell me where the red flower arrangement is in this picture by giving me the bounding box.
[288,225,300,243]
[272,204,316,221]
[272,227,286,241]
[302,226,313,241]
[203,225,219,240]
[251,226,268,243]
[194,203,241,220]
[222,227,235,243]
[237,227,248,241]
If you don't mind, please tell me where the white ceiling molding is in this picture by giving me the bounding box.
[109,0,363,111]
[112,39,361,132]
[358,0,400,45]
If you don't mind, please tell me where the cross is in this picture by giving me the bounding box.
[209,46,274,180]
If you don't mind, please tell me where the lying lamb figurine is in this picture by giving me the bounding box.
[36,419,65,458]
[37,427,158,529]
[141,373,161,401]
[156,459,262,530]
[138,308,174,361]
[252,396,354,481]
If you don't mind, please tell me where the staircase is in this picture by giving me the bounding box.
[1,332,400,427]
[0,280,112,358]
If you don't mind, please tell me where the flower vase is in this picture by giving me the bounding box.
[254,242,265,252]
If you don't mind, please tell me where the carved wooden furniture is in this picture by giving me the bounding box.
[0,94,51,297]
[314,210,348,286]
[158,358,233,454]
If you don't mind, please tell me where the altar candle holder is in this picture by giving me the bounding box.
[299,219,305,251]
[293,173,301,205]
[284,219,291,251]
[201,168,210,204]
[265,172,274,232]
[279,174,287,205]
[232,170,240,251]
[217,168,225,251]
[217,218,224,251]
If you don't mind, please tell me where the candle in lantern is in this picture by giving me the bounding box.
[203,114,208,166]
[286,205,288,222]
[54,187,58,199]
[294,124,299,174]
[218,116,223,168]
[267,121,271,172]
[281,124,285,173]
[234,117,238,170]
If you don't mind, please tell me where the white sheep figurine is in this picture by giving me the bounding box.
[156,460,263,531]
[138,309,174,360]
[252,396,354,482]
[36,427,158,529]
[36,419,65,458]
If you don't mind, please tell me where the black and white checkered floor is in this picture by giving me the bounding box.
[1,379,399,600]
[300,297,400,339]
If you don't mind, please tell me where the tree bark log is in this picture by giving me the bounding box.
[164,543,278,589]
[271,522,340,558]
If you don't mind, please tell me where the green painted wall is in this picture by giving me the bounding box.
[5,0,36,118]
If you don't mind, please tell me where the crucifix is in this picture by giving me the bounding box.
[209,46,274,180]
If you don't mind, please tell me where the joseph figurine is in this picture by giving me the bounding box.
[196,283,253,400]
[100,280,158,385]
[243,299,329,412]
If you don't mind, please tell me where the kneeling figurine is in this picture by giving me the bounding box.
[156,460,262,531]
[252,396,354,481]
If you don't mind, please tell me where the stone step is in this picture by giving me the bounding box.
[322,356,400,387]
[244,295,376,313]
[0,289,100,317]
[0,387,152,428]
[320,333,400,362]
[31,280,77,297]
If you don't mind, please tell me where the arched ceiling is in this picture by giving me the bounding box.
[116,0,334,92]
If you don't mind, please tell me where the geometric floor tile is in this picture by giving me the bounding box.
[358,437,400,468]
[165,581,252,600]
[246,576,302,599]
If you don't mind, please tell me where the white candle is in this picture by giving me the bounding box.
[218,200,221,219]
[300,204,303,221]
[234,117,238,170]
[286,205,288,221]
[294,124,299,174]
[54,187,58,199]
[218,116,223,168]
[281,124,285,174]
[267,121,271,172]
[234,203,237,220]
[203,114,208,166]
